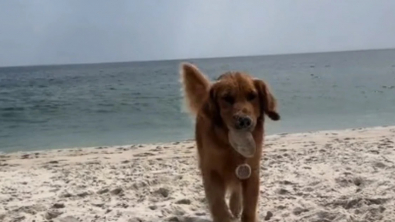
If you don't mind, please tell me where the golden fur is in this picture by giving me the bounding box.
[179,62,280,222]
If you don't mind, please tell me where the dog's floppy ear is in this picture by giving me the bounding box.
[201,85,222,126]
[253,79,280,121]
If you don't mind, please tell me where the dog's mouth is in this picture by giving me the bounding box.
[234,124,255,132]
[231,123,256,134]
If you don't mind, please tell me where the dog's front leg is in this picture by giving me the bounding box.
[202,170,235,222]
[229,184,242,218]
[241,170,260,222]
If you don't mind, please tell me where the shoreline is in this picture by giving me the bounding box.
[1,125,394,155]
[1,125,394,221]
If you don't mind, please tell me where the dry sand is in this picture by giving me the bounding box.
[0,126,394,222]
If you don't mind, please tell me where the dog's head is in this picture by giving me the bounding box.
[202,72,280,131]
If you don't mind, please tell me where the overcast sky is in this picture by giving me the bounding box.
[0,0,395,66]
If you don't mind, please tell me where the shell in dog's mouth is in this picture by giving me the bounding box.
[228,129,256,158]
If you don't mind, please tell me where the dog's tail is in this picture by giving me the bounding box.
[179,63,211,117]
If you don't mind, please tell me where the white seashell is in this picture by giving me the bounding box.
[228,129,256,158]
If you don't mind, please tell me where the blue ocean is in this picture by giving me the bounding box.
[1,49,395,153]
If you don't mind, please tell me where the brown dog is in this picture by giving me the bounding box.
[180,63,280,222]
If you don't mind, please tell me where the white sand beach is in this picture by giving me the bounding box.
[0,126,394,222]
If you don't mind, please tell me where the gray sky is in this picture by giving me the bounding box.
[1,0,395,66]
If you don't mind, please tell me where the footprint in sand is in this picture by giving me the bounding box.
[165,216,212,222]
[134,152,156,157]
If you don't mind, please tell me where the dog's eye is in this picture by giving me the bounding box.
[247,92,257,101]
[222,95,234,104]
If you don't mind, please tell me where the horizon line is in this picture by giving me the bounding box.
[1,47,394,69]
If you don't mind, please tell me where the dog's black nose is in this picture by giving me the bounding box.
[235,116,252,129]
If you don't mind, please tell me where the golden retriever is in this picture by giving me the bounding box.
[180,62,280,222]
